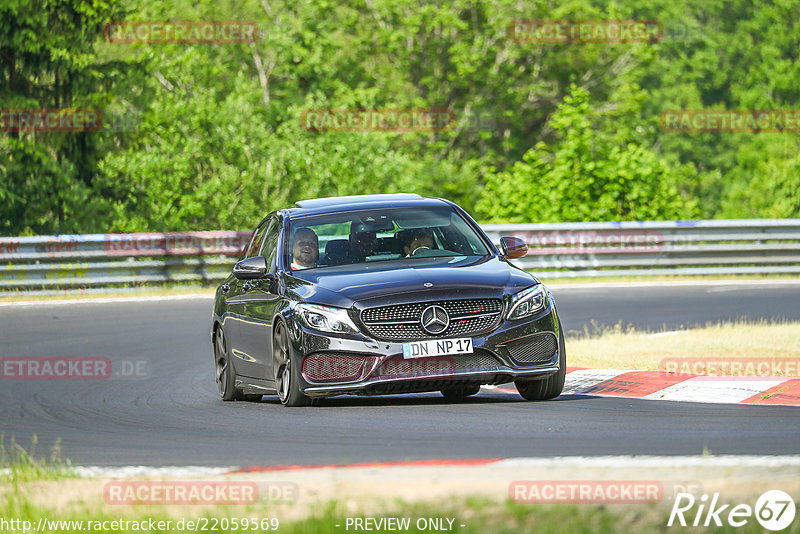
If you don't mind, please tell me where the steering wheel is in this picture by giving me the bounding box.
[410,246,430,256]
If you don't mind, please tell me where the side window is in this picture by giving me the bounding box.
[239,222,266,261]
[258,218,281,272]
[241,218,270,259]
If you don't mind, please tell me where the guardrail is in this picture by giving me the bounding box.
[1,220,798,294]
[482,219,800,278]
[0,232,251,293]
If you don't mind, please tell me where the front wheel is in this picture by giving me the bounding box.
[273,321,312,407]
[515,320,566,401]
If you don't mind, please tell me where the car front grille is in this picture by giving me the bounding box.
[360,298,503,341]
[504,332,558,366]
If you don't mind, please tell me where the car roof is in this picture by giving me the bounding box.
[286,194,451,218]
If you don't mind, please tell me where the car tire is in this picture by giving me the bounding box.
[440,384,481,400]
[515,319,566,401]
[273,321,312,407]
[214,325,241,401]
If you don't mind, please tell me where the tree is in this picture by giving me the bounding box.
[0,0,127,234]
[476,86,696,222]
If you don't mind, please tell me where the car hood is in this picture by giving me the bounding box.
[287,256,538,308]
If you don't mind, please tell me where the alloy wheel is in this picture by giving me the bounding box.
[215,328,229,398]
[275,324,290,403]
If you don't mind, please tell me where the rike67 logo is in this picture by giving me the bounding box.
[668,490,796,531]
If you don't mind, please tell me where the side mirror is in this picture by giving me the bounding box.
[233,256,269,279]
[499,236,528,259]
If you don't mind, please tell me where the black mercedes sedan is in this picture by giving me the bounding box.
[211,194,565,406]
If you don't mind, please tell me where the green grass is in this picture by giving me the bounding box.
[0,435,74,483]
[2,440,798,533]
[2,491,798,533]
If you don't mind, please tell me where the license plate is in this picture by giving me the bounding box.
[402,338,473,359]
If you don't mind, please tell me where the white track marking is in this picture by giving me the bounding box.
[496,455,800,468]
[482,369,628,396]
[561,369,629,394]
[548,279,800,290]
[645,377,790,403]
[648,330,688,337]
[0,294,214,307]
[72,465,235,477]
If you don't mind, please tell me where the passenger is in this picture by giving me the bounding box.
[403,229,434,257]
[291,228,319,270]
[347,222,377,262]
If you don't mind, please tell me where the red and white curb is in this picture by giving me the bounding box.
[484,367,800,405]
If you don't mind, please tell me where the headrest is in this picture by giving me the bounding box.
[325,239,350,261]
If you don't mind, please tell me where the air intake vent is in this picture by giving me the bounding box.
[504,333,558,366]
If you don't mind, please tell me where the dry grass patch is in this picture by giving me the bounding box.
[568,320,800,374]
[540,274,800,285]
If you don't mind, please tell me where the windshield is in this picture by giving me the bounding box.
[286,206,490,271]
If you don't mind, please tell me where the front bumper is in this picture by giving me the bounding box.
[290,301,562,397]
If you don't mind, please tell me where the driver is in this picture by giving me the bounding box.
[291,228,319,270]
[403,229,434,257]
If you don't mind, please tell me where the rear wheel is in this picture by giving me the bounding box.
[515,320,566,401]
[440,384,481,400]
[214,326,239,401]
[273,321,311,407]
[215,325,262,402]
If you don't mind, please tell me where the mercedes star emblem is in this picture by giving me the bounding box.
[420,305,449,335]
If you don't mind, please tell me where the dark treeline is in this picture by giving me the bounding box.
[2,0,799,235]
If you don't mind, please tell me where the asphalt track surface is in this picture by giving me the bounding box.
[1,282,798,467]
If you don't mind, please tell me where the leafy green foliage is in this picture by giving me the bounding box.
[1,0,799,234]
[0,0,129,234]
[477,86,696,222]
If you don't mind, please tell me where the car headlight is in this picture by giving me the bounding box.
[296,303,359,334]
[508,284,546,320]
